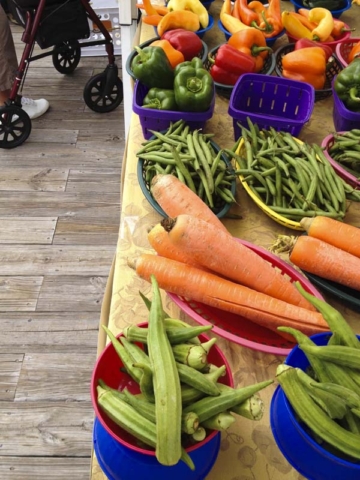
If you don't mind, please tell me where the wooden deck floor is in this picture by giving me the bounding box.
[0,21,125,479]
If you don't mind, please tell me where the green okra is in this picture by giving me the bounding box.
[201,411,235,431]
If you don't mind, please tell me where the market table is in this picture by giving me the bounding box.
[90,2,360,478]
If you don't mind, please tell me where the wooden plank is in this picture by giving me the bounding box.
[0,168,69,192]
[28,130,79,145]
[15,353,96,401]
[0,401,94,456]
[0,457,91,480]
[0,277,43,312]
[0,217,57,244]
[0,191,120,217]
[36,276,108,312]
[66,168,122,194]
[0,312,100,331]
[54,217,120,245]
[0,145,122,167]
[0,246,115,276]
[0,354,24,401]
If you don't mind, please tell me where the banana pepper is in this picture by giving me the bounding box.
[166,0,209,28]
[281,47,327,90]
[308,7,334,42]
[281,11,313,39]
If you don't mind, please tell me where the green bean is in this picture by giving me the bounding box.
[265,176,276,197]
[181,124,190,139]
[149,130,183,147]
[244,138,254,169]
[281,132,301,153]
[172,148,196,193]
[216,186,235,203]
[303,174,318,210]
[273,156,290,178]
[199,134,214,166]
[303,144,325,182]
[168,134,188,146]
[214,170,225,188]
[270,206,344,218]
[275,165,282,207]
[193,130,215,194]
[197,168,213,208]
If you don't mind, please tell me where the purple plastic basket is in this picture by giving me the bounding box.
[133,81,215,140]
[332,79,360,132]
[228,74,315,140]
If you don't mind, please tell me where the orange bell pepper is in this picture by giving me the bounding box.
[348,41,360,63]
[150,39,185,68]
[282,46,326,90]
[228,27,272,72]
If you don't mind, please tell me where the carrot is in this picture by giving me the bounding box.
[147,222,207,269]
[132,254,329,337]
[301,217,360,259]
[161,214,316,311]
[289,235,360,292]
[150,174,229,234]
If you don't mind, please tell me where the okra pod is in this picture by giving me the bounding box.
[201,411,235,431]
[300,345,360,371]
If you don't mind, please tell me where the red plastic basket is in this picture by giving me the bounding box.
[335,37,360,67]
[167,238,325,356]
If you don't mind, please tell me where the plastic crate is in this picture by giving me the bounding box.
[332,79,360,132]
[204,44,276,99]
[274,43,343,102]
[133,81,215,139]
[80,1,121,57]
[228,74,315,140]
[335,38,360,67]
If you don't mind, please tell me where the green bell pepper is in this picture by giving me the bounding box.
[334,58,360,112]
[143,88,178,111]
[173,57,214,113]
[131,46,174,90]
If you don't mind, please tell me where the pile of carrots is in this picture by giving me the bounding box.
[289,217,360,292]
[131,174,330,341]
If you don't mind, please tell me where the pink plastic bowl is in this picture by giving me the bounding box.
[321,132,360,189]
[335,37,360,67]
[168,239,325,357]
[286,27,351,53]
[91,322,234,454]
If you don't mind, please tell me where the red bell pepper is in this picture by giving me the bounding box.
[161,29,203,61]
[294,38,333,62]
[208,44,256,86]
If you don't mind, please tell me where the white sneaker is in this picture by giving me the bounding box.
[21,97,50,120]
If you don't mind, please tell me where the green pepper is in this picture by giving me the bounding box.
[334,58,360,112]
[131,46,174,90]
[173,57,214,112]
[143,88,178,111]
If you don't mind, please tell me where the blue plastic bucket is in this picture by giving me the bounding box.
[270,333,360,480]
[93,418,221,480]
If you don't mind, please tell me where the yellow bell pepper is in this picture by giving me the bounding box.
[281,11,313,40]
[166,0,209,28]
[308,7,334,42]
[353,0,360,5]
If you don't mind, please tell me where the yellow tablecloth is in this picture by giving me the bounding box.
[91,3,360,478]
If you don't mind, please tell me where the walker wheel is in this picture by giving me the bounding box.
[0,105,31,149]
[83,73,123,113]
[52,40,81,74]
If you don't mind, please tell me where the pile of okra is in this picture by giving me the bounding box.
[327,129,360,179]
[96,277,273,470]
[276,286,360,462]
[136,120,236,212]
[226,118,360,221]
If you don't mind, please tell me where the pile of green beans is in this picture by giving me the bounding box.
[327,130,360,179]
[225,119,360,222]
[136,120,236,212]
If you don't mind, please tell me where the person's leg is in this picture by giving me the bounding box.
[0,4,18,106]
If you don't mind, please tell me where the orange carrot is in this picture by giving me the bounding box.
[150,174,229,234]
[301,217,360,259]
[142,14,163,26]
[161,214,316,311]
[147,223,207,269]
[289,235,360,291]
[133,254,329,337]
